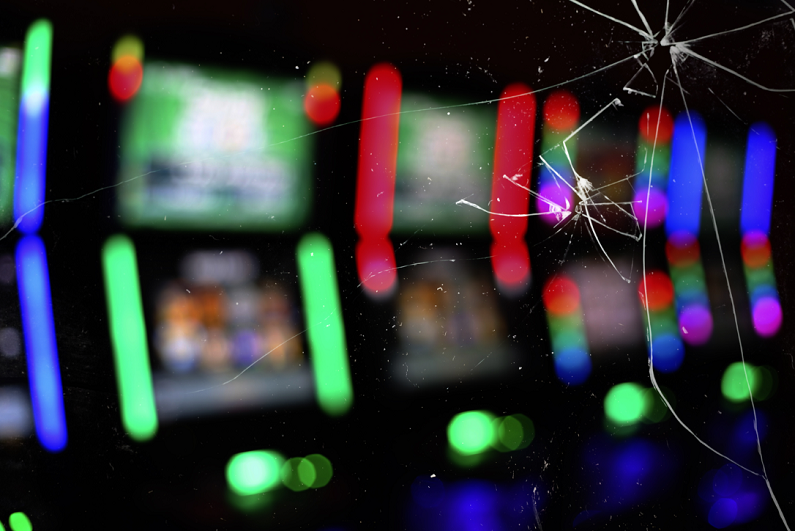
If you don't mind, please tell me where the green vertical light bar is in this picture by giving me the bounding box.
[101,234,158,440]
[296,232,353,416]
[0,46,22,225]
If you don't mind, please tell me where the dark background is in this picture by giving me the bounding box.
[1,0,795,529]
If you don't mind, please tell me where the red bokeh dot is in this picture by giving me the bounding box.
[741,232,771,268]
[638,106,674,143]
[304,83,341,126]
[543,276,581,315]
[543,90,579,131]
[109,56,143,103]
[638,271,674,311]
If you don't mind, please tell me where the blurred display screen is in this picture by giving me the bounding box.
[392,248,514,386]
[0,46,20,227]
[117,62,313,231]
[147,248,312,421]
[392,94,495,234]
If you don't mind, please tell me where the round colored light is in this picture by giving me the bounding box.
[536,182,574,225]
[448,410,495,456]
[752,296,782,337]
[638,106,673,143]
[665,231,700,265]
[604,382,647,425]
[304,453,333,488]
[226,450,284,496]
[491,240,530,290]
[632,188,668,228]
[678,304,712,345]
[109,55,143,102]
[543,90,579,131]
[8,512,32,531]
[356,238,397,298]
[721,362,758,403]
[304,83,341,126]
[553,347,591,385]
[543,276,581,316]
[741,231,771,268]
[649,333,684,372]
[708,498,737,528]
[281,457,316,492]
[638,271,674,311]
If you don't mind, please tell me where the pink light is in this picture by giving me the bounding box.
[536,182,572,223]
[356,237,397,298]
[633,188,667,228]
[489,83,535,290]
[753,297,782,337]
[678,305,713,345]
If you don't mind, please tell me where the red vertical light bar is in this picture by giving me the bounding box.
[489,83,536,293]
[354,63,402,297]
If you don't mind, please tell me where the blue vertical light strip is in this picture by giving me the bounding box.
[740,124,776,236]
[665,112,706,237]
[16,234,66,452]
[13,20,52,234]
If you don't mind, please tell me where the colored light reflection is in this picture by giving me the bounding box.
[101,235,158,441]
[281,457,316,491]
[8,513,32,531]
[740,123,781,337]
[489,83,535,292]
[354,63,401,297]
[448,410,495,456]
[227,450,284,496]
[16,234,66,452]
[604,383,647,426]
[633,106,673,228]
[666,112,706,236]
[491,413,534,452]
[542,275,591,385]
[109,35,143,103]
[698,464,768,527]
[536,90,579,224]
[305,453,334,488]
[14,19,52,234]
[296,233,353,416]
[665,232,712,346]
[721,362,760,403]
[304,83,341,126]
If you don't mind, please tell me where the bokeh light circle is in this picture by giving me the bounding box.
[448,410,495,456]
[752,296,782,337]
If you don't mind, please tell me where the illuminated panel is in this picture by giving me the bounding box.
[296,232,353,416]
[16,234,66,451]
[542,275,591,385]
[665,112,712,346]
[740,123,780,337]
[354,63,401,297]
[101,235,158,441]
[108,35,144,103]
[536,90,579,224]
[13,20,52,234]
[304,61,341,126]
[638,271,684,372]
[0,46,21,226]
[489,83,535,292]
[633,106,674,228]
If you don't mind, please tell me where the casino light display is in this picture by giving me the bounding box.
[633,106,674,228]
[665,112,712,346]
[542,275,591,385]
[489,83,535,293]
[739,123,781,337]
[638,270,684,372]
[535,90,579,224]
[108,35,143,103]
[354,63,402,297]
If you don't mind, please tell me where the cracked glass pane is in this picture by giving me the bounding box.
[0,0,794,529]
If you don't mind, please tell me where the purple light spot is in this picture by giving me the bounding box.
[536,183,573,225]
[752,296,782,337]
[679,304,712,345]
[633,189,667,228]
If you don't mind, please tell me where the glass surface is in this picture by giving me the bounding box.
[0,1,794,530]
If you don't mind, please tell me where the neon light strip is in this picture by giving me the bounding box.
[296,232,353,416]
[542,275,591,385]
[13,19,52,235]
[665,112,712,346]
[633,106,673,228]
[638,271,684,372]
[740,123,781,337]
[354,63,401,296]
[101,235,158,441]
[536,90,579,224]
[16,234,66,451]
[489,83,535,290]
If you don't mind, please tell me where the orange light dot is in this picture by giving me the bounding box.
[543,90,579,131]
[543,276,581,315]
[109,55,143,102]
[304,83,341,126]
